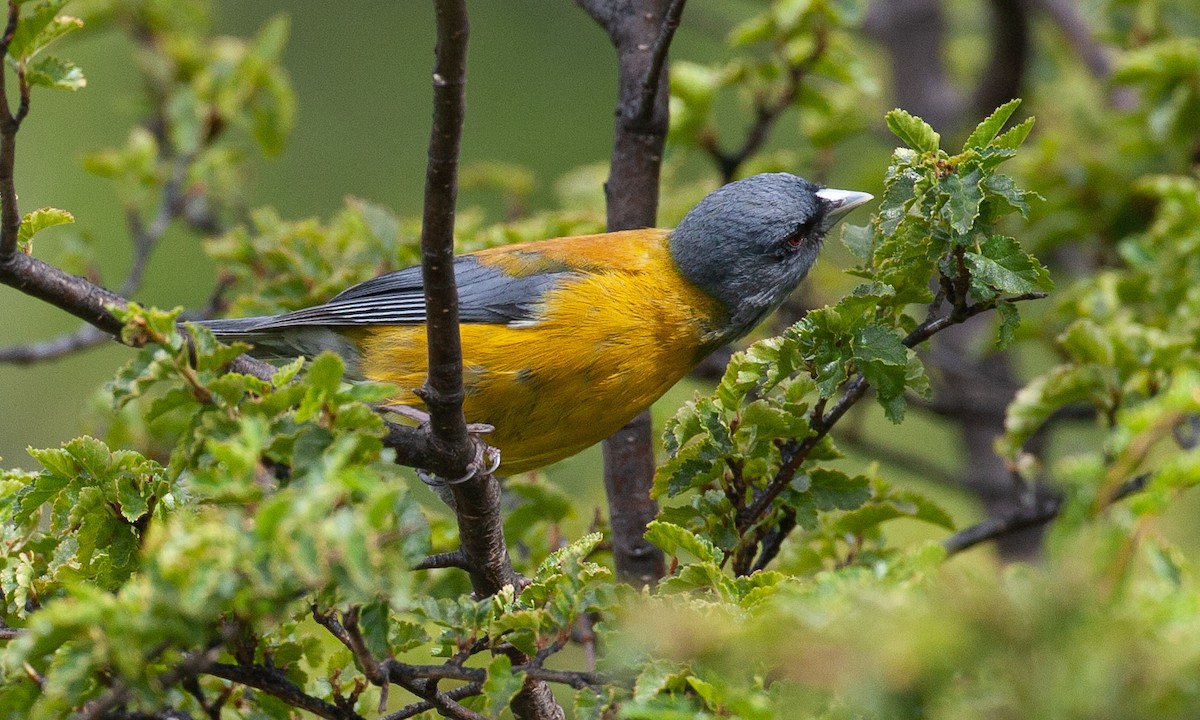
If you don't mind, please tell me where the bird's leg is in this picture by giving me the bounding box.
[386,403,500,497]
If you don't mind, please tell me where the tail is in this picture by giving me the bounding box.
[193,316,364,375]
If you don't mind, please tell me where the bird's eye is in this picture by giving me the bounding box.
[785,218,817,249]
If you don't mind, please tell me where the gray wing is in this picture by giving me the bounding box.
[201,256,574,334]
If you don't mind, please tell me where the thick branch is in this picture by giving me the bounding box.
[583,0,674,588]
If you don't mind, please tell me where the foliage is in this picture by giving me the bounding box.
[2,1,1200,720]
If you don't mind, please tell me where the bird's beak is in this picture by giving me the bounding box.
[816,188,874,232]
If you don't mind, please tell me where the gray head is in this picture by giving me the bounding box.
[670,172,872,343]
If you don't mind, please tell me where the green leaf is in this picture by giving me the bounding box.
[995,302,1020,349]
[963,99,1022,150]
[853,324,906,367]
[964,235,1052,295]
[645,520,723,564]
[24,53,85,90]
[841,223,873,260]
[808,468,871,511]
[885,108,940,153]
[941,166,984,236]
[481,654,526,717]
[7,0,69,58]
[17,207,74,252]
[990,117,1035,151]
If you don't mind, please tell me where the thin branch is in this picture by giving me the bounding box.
[205,663,362,720]
[388,672,489,720]
[943,473,1150,555]
[0,0,24,261]
[739,292,1048,564]
[380,659,622,691]
[414,549,472,571]
[313,606,387,686]
[700,28,828,183]
[418,0,474,473]
[0,324,110,364]
[381,682,483,720]
[633,0,688,128]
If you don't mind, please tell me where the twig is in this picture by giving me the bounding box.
[418,0,474,473]
[739,292,1048,568]
[943,473,1151,555]
[700,28,828,183]
[0,324,111,364]
[414,549,472,571]
[205,663,362,720]
[380,682,483,720]
[0,0,25,261]
[380,658,622,691]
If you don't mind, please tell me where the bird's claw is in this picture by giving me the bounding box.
[418,443,501,487]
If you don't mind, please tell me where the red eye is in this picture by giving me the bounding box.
[787,235,802,248]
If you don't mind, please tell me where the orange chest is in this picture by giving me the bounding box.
[356,247,725,473]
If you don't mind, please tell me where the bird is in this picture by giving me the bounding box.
[199,173,872,475]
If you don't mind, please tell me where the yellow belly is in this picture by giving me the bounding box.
[357,257,723,475]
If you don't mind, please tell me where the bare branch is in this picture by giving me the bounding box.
[0,0,24,261]
[943,473,1150,555]
[581,0,675,588]
[0,324,109,364]
[414,549,472,571]
[205,664,362,720]
[381,683,483,720]
[701,29,828,183]
[418,0,474,473]
[634,0,688,128]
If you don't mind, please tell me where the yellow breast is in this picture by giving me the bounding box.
[357,230,725,474]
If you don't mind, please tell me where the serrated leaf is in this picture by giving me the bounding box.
[645,520,723,564]
[964,235,1052,295]
[963,99,1022,150]
[941,166,984,236]
[17,207,74,252]
[990,117,1034,151]
[7,0,69,58]
[841,223,873,260]
[853,324,906,367]
[25,53,85,90]
[808,468,870,511]
[886,108,940,153]
[996,302,1020,349]
[481,655,526,717]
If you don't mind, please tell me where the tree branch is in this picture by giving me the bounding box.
[380,683,483,720]
[738,292,1048,571]
[0,0,24,262]
[581,0,675,589]
[418,0,473,475]
[942,473,1151,555]
[205,664,361,720]
[700,28,828,183]
[634,0,687,128]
